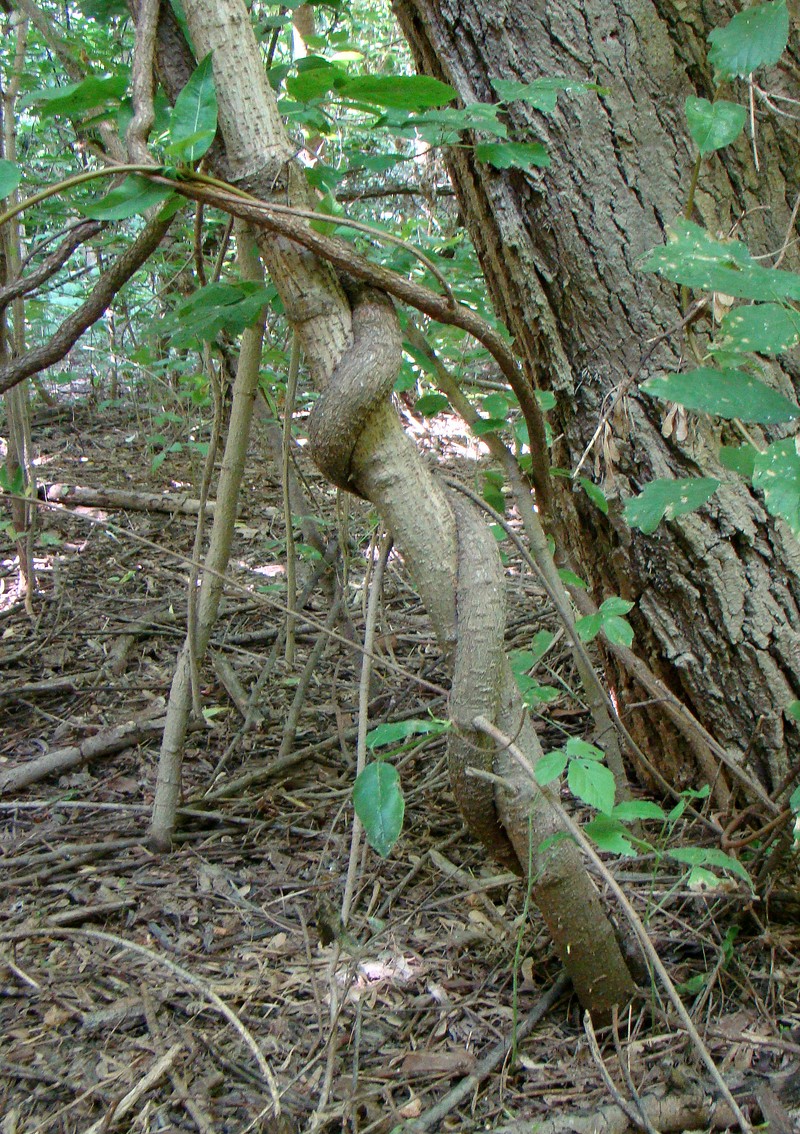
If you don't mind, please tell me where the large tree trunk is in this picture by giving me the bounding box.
[393,0,800,805]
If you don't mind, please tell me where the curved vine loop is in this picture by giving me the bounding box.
[307,282,520,871]
[306,281,403,496]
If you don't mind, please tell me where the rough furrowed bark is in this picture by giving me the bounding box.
[157,0,637,1013]
[393,0,800,811]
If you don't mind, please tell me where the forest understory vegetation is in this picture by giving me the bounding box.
[1,0,800,1129]
[2,401,798,1132]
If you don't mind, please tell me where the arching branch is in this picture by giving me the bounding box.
[0,211,176,393]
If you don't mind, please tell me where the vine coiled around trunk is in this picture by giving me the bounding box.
[306,283,519,870]
[307,282,403,496]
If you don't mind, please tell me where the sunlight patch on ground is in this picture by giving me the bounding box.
[402,408,492,463]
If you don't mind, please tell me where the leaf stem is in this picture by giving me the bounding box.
[0,163,158,228]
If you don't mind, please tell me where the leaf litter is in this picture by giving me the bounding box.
[1,402,798,1133]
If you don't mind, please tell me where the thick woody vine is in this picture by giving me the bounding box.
[160,0,642,1015]
[0,0,642,1018]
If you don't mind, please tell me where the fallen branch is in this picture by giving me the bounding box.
[0,674,92,705]
[0,926,280,1110]
[82,1043,184,1134]
[493,1085,737,1134]
[407,975,571,1133]
[584,1011,658,1134]
[0,715,170,794]
[39,482,254,517]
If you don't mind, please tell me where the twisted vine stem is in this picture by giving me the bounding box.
[306,285,518,867]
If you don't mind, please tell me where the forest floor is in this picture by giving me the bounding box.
[1,398,799,1134]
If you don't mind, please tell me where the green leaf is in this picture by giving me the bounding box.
[163,281,273,345]
[719,302,800,356]
[558,568,587,589]
[568,759,616,814]
[402,341,436,378]
[579,477,609,514]
[390,104,506,141]
[603,615,634,648]
[667,786,710,823]
[523,683,560,705]
[719,444,757,478]
[752,438,800,535]
[685,96,746,154]
[305,164,346,197]
[157,193,185,223]
[790,783,800,817]
[641,220,800,302]
[491,77,603,114]
[509,649,536,675]
[77,0,130,17]
[624,477,720,534]
[365,718,447,749]
[22,74,129,117]
[0,464,25,494]
[669,846,752,885]
[514,670,540,700]
[472,416,507,435]
[676,972,709,995]
[481,393,512,418]
[0,160,21,198]
[584,816,637,856]
[286,58,345,102]
[575,612,602,642]
[721,925,739,962]
[611,800,667,821]
[536,389,557,412]
[414,393,449,416]
[81,174,174,220]
[566,738,604,761]
[167,53,218,162]
[530,630,555,664]
[482,472,505,514]
[353,762,405,857]
[509,653,557,703]
[642,368,799,424]
[785,789,798,825]
[357,153,408,174]
[708,0,789,78]
[339,75,455,110]
[599,597,634,617]
[475,141,550,170]
[534,749,568,785]
[786,700,800,723]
